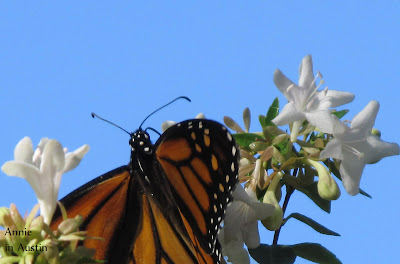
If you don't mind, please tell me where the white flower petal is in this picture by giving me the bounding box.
[298,55,314,88]
[161,121,176,132]
[241,222,260,249]
[14,137,34,164]
[351,100,379,132]
[272,102,305,126]
[363,135,400,164]
[195,113,206,119]
[232,184,253,204]
[224,184,274,249]
[319,139,343,160]
[318,90,355,108]
[33,138,50,165]
[320,100,398,196]
[305,111,334,133]
[340,157,365,196]
[219,231,250,264]
[39,140,66,223]
[38,198,55,225]
[332,115,349,134]
[64,144,90,173]
[41,140,65,174]
[273,55,355,134]
[273,69,295,99]
[2,161,44,201]
[3,137,88,224]
[223,203,244,242]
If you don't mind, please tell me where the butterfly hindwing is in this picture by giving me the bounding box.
[155,119,239,255]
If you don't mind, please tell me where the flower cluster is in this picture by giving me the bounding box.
[0,203,95,263]
[0,138,92,263]
[2,137,89,225]
[221,55,399,263]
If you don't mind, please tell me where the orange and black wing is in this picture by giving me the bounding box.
[51,119,237,264]
[155,119,239,262]
[51,166,210,264]
[51,166,141,262]
[131,192,204,264]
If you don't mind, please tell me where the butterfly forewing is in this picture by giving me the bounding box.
[155,119,239,255]
[51,166,139,261]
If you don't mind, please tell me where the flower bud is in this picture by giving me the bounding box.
[29,215,44,235]
[252,159,268,190]
[262,172,283,231]
[10,204,24,230]
[25,204,40,230]
[0,207,12,227]
[290,120,302,143]
[0,256,21,263]
[161,121,176,132]
[239,158,251,167]
[23,254,35,263]
[57,215,83,235]
[40,239,59,260]
[223,116,245,133]
[306,159,340,200]
[243,107,251,132]
[372,128,381,138]
[195,113,206,119]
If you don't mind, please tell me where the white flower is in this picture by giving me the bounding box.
[320,101,400,195]
[161,113,206,132]
[220,184,274,263]
[219,229,250,264]
[2,137,90,224]
[272,55,355,141]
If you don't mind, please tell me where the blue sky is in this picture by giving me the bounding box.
[1,1,399,263]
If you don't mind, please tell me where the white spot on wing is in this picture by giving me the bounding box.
[227,132,232,141]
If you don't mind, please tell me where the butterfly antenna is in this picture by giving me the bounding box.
[91,112,131,135]
[145,127,162,136]
[139,96,191,128]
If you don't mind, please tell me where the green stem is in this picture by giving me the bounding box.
[272,169,297,245]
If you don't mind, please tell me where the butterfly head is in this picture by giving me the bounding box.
[129,129,152,155]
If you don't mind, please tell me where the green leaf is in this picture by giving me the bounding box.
[232,133,264,148]
[291,243,342,264]
[264,97,280,127]
[259,114,267,127]
[295,182,331,213]
[248,244,296,264]
[274,137,290,155]
[332,109,349,119]
[285,213,340,236]
[324,159,372,198]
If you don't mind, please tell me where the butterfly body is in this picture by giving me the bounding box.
[52,119,239,264]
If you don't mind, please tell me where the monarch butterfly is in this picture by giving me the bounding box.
[51,114,239,263]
